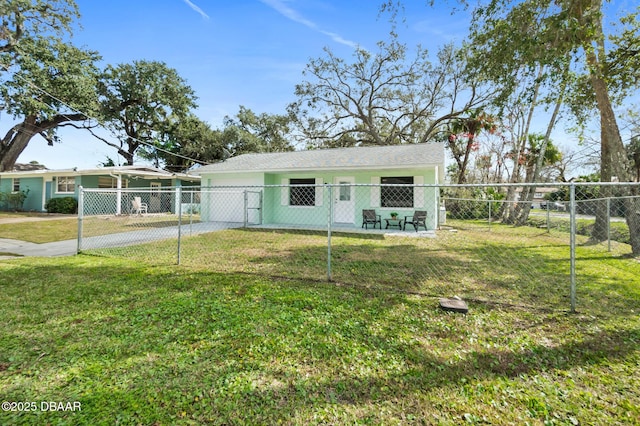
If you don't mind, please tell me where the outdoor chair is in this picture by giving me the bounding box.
[131,197,148,215]
[403,210,427,231]
[362,209,381,229]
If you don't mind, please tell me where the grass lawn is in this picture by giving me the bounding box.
[0,212,199,244]
[1,226,639,425]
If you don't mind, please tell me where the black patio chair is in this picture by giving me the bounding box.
[362,209,381,229]
[403,210,427,231]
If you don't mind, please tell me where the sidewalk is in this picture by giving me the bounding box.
[0,238,77,259]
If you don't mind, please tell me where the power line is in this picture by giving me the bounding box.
[0,62,215,168]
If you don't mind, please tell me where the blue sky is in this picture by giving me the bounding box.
[13,0,470,169]
[12,0,636,172]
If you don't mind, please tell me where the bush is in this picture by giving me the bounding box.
[444,188,504,220]
[0,189,29,211]
[45,197,78,214]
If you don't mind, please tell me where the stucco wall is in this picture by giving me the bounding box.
[201,168,440,230]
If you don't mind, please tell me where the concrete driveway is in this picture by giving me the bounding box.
[0,214,241,259]
[0,214,78,259]
[0,238,77,259]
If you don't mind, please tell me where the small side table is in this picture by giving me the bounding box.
[385,218,403,229]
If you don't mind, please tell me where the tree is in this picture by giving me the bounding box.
[144,114,227,172]
[460,0,640,252]
[446,109,497,184]
[0,38,100,171]
[627,134,640,183]
[0,0,79,58]
[221,106,295,156]
[94,60,197,165]
[0,0,97,172]
[289,34,491,148]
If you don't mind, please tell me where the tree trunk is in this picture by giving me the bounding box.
[588,67,640,254]
[0,113,88,172]
[515,79,565,226]
[583,4,639,253]
[502,67,543,224]
[0,116,40,172]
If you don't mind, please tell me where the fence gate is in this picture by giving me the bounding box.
[244,190,262,226]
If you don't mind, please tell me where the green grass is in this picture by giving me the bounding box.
[1,226,638,425]
[0,213,199,244]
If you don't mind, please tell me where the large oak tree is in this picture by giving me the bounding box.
[94,60,198,166]
[0,38,100,171]
[289,35,492,148]
[0,0,101,172]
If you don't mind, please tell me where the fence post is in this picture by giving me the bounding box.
[243,189,248,228]
[546,201,551,233]
[570,183,576,313]
[177,187,182,265]
[327,184,333,282]
[189,189,194,235]
[77,186,84,254]
[607,197,611,252]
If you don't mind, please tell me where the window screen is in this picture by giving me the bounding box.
[381,176,413,208]
[290,178,315,206]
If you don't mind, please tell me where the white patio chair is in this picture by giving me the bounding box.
[131,197,148,215]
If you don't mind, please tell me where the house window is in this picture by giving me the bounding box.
[98,177,128,188]
[56,176,75,193]
[381,176,414,207]
[12,178,20,192]
[290,178,315,206]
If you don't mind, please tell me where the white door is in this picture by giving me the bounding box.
[333,177,355,223]
[150,182,161,212]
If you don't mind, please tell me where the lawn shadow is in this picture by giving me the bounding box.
[2,257,638,423]
[236,326,640,422]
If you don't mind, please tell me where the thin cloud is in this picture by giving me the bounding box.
[182,0,209,20]
[259,0,359,49]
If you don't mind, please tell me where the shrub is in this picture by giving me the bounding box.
[0,189,29,211]
[444,188,503,220]
[45,196,78,214]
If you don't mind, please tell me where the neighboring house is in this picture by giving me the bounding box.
[195,143,445,230]
[514,186,559,209]
[0,165,200,213]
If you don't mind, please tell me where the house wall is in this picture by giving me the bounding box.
[0,172,199,213]
[200,173,264,222]
[76,177,197,215]
[202,168,440,229]
[0,176,44,211]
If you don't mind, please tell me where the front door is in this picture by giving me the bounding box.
[150,182,161,212]
[333,177,355,224]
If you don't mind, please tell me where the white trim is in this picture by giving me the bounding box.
[54,176,76,194]
[280,178,289,206]
[314,177,323,207]
[414,175,424,208]
[370,176,380,207]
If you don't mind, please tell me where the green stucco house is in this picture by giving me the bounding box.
[195,143,445,230]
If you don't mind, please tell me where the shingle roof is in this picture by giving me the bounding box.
[196,143,445,174]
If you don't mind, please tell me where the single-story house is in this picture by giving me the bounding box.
[0,165,200,213]
[195,143,445,230]
[514,186,559,209]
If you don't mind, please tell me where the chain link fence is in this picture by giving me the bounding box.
[78,182,640,312]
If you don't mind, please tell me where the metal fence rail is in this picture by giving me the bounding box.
[78,182,640,312]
